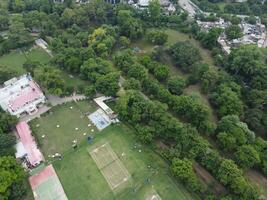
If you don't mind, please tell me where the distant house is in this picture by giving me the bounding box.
[0,74,46,117]
[54,0,64,3]
[135,0,176,12]
[15,121,44,168]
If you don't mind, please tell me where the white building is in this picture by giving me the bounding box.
[135,0,176,12]
[94,96,118,121]
[0,74,46,117]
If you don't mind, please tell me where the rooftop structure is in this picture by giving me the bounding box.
[94,96,114,115]
[198,17,267,54]
[35,38,52,56]
[132,0,176,12]
[93,96,117,120]
[0,74,46,117]
[197,18,231,32]
[15,121,44,167]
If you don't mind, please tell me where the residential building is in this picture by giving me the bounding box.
[15,122,44,168]
[0,74,46,117]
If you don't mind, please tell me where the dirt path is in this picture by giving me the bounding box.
[194,162,226,195]
[246,169,267,198]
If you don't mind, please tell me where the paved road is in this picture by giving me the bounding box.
[20,94,86,122]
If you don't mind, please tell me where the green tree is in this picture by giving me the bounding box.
[169,41,201,71]
[216,115,255,151]
[200,67,219,93]
[117,10,143,40]
[226,45,266,85]
[0,134,16,156]
[23,60,40,75]
[211,84,244,117]
[225,25,243,40]
[0,66,18,84]
[96,72,120,96]
[146,30,168,45]
[0,109,17,133]
[0,156,25,199]
[171,158,202,192]
[148,0,161,23]
[200,28,222,49]
[118,36,130,48]
[123,78,141,90]
[234,145,260,169]
[81,58,112,82]
[153,64,169,81]
[217,159,242,185]
[127,64,148,81]
[84,85,96,99]
[167,76,186,95]
[114,49,135,73]
[34,67,65,96]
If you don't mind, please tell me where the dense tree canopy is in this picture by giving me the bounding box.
[225,25,243,40]
[169,41,201,71]
[167,75,186,95]
[0,156,26,199]
[234,145,260,169]
[216,115,255,151]
[117,10,143,40]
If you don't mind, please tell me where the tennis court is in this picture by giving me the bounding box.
[88,109,111,130]
[146,189,162,200]
[89,143,130,190]
[29,164,68,200]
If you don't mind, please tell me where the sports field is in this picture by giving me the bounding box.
[29,165,67,200]
[31,101,197,200]
[89,143,131,190]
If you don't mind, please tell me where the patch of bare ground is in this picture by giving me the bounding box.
[194,162,227,196]
[246,169,267,198]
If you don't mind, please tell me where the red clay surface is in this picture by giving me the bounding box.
[29,165,55,190]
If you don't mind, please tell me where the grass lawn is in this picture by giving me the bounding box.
[130,38,155,54]
[0,0,8,9]
[0,50,27,74]
[131,28,214,66]
[165,29,214,66]
[0,47,88,89]
[30,100,97,157]
[30,101,197,200]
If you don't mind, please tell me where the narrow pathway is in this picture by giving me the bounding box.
[20,94,86,122]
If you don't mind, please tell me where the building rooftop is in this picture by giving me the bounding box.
[0,74,45,116]
[16,121,44,166]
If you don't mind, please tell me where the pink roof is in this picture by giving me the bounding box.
[9,80,43,111]
[16,121,44,166]
[29,165,55,190]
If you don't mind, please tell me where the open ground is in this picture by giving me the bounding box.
[30,100,197,200]
[0,47,87,88]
